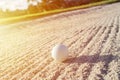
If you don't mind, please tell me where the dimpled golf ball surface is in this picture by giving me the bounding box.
[52,44,68,62]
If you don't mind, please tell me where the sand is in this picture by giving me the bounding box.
[0,2,120,80]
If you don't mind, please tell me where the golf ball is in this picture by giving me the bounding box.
[51,44,69,62]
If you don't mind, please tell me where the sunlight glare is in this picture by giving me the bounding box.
[0,0,40,11]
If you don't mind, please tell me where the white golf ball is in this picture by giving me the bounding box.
[51,44,69,62]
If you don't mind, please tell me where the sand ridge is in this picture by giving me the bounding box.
[0,2,120,80]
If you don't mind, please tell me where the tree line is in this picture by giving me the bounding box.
[0,0,116,18]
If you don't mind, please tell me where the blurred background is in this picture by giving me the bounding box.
[0,0,119,19]
[0,0,120,24]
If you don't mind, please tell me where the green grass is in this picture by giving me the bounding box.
[0,0,118,25]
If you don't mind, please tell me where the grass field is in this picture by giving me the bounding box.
[0,0,118,25]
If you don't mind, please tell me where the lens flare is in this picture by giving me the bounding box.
[0,0,41,11]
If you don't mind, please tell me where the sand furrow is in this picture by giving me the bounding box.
[0,2,120,80]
